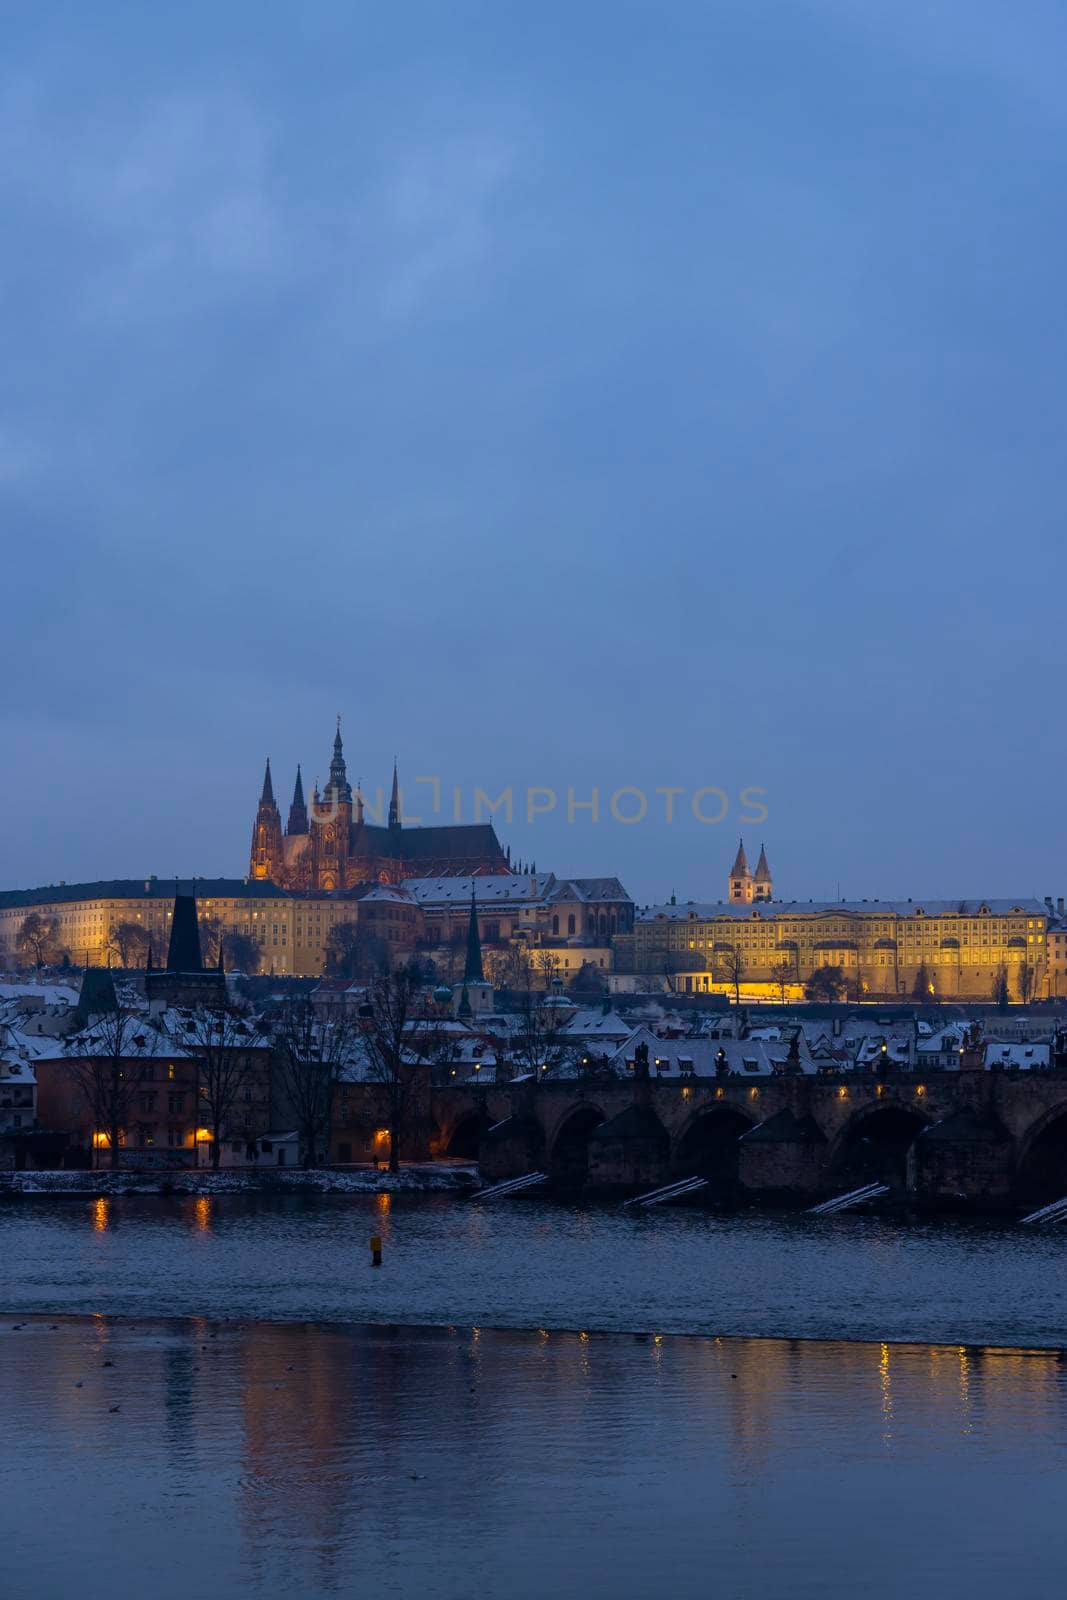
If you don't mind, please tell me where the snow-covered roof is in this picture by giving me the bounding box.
[638,898,1048,922]
[562,1007,635,1040]
[607,1027,815,1079]
[402,874,552,906]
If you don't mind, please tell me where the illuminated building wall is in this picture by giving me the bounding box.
[617,898,1051,1000]
[0,879,416,979]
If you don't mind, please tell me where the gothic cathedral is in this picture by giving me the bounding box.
[250,722,509,891]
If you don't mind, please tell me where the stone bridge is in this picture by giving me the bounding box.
[428,1069,1067,1208]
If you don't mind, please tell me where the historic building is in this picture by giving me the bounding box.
[251,722,509,890]
[615,896,1052,1001]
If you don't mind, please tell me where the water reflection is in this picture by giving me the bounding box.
[91,1197,109,1233]
[2,1317,1066,1600]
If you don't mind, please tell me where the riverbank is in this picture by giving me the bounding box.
[0,1164,478,1197]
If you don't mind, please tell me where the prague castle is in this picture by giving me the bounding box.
[613,839,1067,1002]
[251,722,508,889]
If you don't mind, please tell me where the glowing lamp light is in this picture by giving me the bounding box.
[837,1086,848,1099]
[749,1086,759,1099]
[92,1131,109,1149]
[195,1127,212,1143]
[915,1084,927,1098]
[715,1086,725,1099]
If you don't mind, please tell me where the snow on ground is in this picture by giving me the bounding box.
[0,1166,478,1197]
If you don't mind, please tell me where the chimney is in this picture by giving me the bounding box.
[1059,898,1065,918]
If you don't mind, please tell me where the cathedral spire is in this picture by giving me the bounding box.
[388,759,401,830]
[325,716,352,803]
[260,758,274,805]
[753,843,773,903]
[287,764,308,836]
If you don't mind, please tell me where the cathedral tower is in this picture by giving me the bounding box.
[310,719,353,891]
[250,759,284,881]
[753,843,773,902]
[729,838,754,904]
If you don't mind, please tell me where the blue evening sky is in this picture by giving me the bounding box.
[2,1,1065,905]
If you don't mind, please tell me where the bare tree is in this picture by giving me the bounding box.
[1018,961,1037,1006]
[65,1007,156,1170]
[508,987,577,1081]
[770,958,793,1006]
[912,961,933,1002]
[358,961,429,1173]
[716,944,745,1007]
[534,948,562,991]
[17,911,63,970]
[483,944,532,992]
[273,998,360,1167]
[991,964,1010,1011]
[108,920,151,969]
[196,916,223,966]
[327,919,388,980]
[179,1006,264,1170]
[805,965,848,1005]
[222,930,260,974]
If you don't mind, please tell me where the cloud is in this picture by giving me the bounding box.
[378,135,515,317]
[0,77,290,317]
[796,0,1067,124]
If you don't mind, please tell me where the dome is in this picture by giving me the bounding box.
[433,985,454,1003]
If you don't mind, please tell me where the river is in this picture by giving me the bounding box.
[3,1195,1067,1599]
[1,1191,1066,1345]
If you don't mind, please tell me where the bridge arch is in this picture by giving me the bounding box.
[672,1105,756,1182]
[549,1104,606,1188]
[829,1102,929,1186]
[445,1114,483,1160]
[1016,1103,1067,1202]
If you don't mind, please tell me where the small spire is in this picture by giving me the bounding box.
[463,886,484,984]
[754,843,772,882]
[260,758,275,806]
[730,837,749,878]
[287,764,308,836]
[388,759,401,830]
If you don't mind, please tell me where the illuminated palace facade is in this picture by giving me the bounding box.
[612,839,1067,999]
[0,878,366,979]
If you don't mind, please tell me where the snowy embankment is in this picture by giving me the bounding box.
[0,1166,479,1198]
